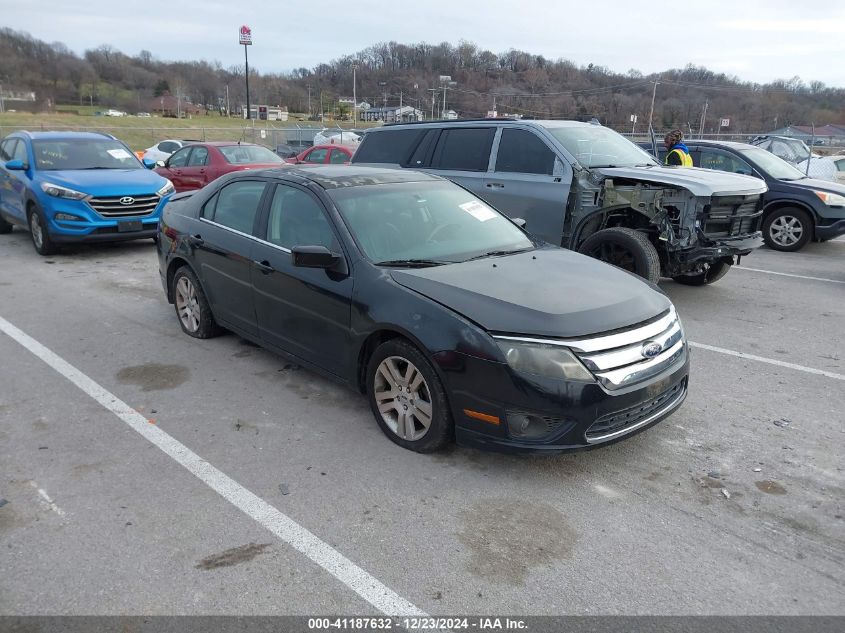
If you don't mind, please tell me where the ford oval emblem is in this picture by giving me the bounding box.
[119,196,135,205]
[642,341,663,359]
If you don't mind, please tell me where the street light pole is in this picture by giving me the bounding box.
[352,63,358,127]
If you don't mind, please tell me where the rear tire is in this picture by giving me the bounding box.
[171,266,223,338]
[672,261,732,286]
[28,206,57,256]
[366,338,453,453]
[578,227,661,284]
[763,207,812,252]
[0,214,12,234]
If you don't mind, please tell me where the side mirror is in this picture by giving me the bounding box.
[5,159,26,171]
[143,158,156,169]
[512,217,527,229]
[291,245,341,269]
[156,160,166,168]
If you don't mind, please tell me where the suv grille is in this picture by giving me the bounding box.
[703,195,762,238]
[87,194,160,217]
[586,379,687,442]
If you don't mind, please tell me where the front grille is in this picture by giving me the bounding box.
[568,307,686,390]
[586,379,686,441]
[703,195,762,238]
[88,194,160,217]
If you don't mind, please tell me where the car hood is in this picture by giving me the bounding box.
[595,166,767,196]
[775,176,845,195]
[390,248,671,338]
[36,169,168,196]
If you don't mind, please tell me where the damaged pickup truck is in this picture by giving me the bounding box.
[352,119,767,285]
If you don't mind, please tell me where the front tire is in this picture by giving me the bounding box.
[171,266,223,338]
[28,206,57,256]
[672,260,732,286]
[366,338,453,453]
[578,227,661,284]
[763,208,812,252]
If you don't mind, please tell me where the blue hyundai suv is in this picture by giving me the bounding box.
[0,131,174,255]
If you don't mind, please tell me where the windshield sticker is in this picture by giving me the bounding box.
[459,200,497,222]
[107,149,133,159]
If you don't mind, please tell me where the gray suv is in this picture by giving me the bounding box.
[352,120,768,285]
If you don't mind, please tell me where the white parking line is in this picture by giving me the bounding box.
[0,315,425,618]
[30,481,66,517]
[734,266,845,285]
[689,342,845,381]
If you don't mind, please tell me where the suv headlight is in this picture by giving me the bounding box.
[40,182,88,200]
[157,179,175,197]
[814,191,845,207]
[495,340,594,382]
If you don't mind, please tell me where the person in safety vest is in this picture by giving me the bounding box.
[664,129,692,166]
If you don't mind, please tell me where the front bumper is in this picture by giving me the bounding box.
[41,194,167,243]
[435,347,690,454]
[674,232,763,265]
[816,218,845,241]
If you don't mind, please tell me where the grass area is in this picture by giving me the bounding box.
[0,111,380,151]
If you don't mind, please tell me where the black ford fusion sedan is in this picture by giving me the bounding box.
[157,165,689,453]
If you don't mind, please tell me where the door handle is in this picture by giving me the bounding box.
[189,233,204,246]
[485,182,505,189]
[254,259,275,274]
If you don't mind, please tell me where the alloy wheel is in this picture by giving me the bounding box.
[175,276,201,333]
[30,213,43,249]
[769,215,803,247]
[373,356,433,441]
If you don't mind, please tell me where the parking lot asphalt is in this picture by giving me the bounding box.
[0,232,843,616]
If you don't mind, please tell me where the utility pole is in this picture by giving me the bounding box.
[352,64,358,126]
[0,80,5,114]
[427,88,437,120]
[647,77,659,133]
[699,100,708,138]
[225,84,230,117]
[306,84,312,118]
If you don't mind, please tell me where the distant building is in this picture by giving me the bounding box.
[243,105,289,121]
[339,97,372,112]
[360,105,424,123]
[148,94,204,118]
[767,125,845,144]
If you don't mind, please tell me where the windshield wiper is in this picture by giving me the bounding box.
[463,247,534,262]
[375,258,451,268]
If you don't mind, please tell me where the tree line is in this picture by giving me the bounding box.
[1,28,843,133]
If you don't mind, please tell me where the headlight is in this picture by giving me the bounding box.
[40,182,88,200]
[495,340,594,382]
[157,179,175,197]
[814,191,845,207]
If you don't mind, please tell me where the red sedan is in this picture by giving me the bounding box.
[286,144,355,165]
[154,142,287,192]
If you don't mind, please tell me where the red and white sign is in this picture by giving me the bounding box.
[239,25,252,45]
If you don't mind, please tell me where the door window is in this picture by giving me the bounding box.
[329,148,349,164]
[187,146,209,167]
[207,180,267,235]
[304,148,328,163]
[494,129,556,175]
[0,139,16,161]
[11,140,27,162]
[168,147,191,167]
[265,184,335,250]
[353,129,426,164]
[698,149,753,176]
[834,159,845,172]
[431,128,495,171]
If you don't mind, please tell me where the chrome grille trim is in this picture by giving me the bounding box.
[593,339,686,390]
[580,321,682,372]
[88,194,160,218]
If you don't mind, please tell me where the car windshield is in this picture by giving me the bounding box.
[328,180,534,265]
[32,139,141,170]
[739,146,807,180]
[542,125,658,168]
[219,145,284,164]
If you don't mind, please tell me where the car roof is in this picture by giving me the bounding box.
[377,119,598,130]
[10,131,117,141]
[199,141,265,147]
[251,165,442,189]
[683,139,758,150]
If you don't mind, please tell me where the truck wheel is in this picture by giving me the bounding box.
[763,207,812,252]
[672,261,731,286]
[578,227,661,284]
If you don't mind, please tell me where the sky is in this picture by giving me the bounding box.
[5,0,845,87]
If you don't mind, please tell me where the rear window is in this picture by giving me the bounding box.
[219,145,284,165]
[353,129,426,164]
